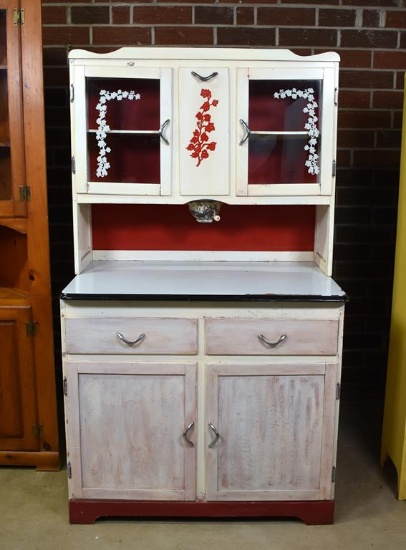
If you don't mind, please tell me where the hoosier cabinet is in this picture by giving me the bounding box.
[60,47,346,524]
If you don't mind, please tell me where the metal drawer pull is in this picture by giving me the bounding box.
[182,421,195,447]
[191,71,218,82]
[159,119,170,145]
[258,333,287,348]
[117,332,145,346]
[239,119,250,145]
[208,422,220,448]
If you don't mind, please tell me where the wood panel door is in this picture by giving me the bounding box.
[205,362,337,501]
[0,305,38,451]
[64,360,197,501]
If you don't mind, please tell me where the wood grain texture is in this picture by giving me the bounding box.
[65,317,198,354]
[65,360,197,501]
[205,318,338,355]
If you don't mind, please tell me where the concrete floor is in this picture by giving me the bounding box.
[1,400,405,550]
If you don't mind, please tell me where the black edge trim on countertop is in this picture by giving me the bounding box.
[60,292,349,303]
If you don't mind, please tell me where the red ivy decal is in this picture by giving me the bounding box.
[186,88,219,167]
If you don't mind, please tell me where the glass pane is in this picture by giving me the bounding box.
[248,79,322,185]
[249,135,319,185]
[0,9,11,200]
[86,77,161,183]
[87,77,160,131]
[88,134,160,183]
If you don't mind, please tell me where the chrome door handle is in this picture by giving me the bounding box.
[182,421,195,447]
[239,119,250,145]
[117,332,145,346]
[208,422,220,448]
[159,119,170,145]
[191,71,218,82]
[258,333,287,348]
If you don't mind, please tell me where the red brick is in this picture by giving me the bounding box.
[374,50,406,69]
[237,8,255,26]
[353,149,400,168]
[279,28,337,48]
[71,6,110,25]
[342,0,403,5]
[376,129,402,148]
[341,30,398,49]
[195,7,234,25]
[339,50,372,69]
[112,7,131,25]
[154,27,213,46]
[92,26,151,46]
[338,90,371,109]
[42,26,89,47]
[319,9,357,27]
[373,91,404,110]
[338,109,391,129]
[340,69,394,90]
[42,6,67,25]
[362,10,381,28]
[257,8,315,26]
[217,27,276,47]
[338,129,375,149]
[386,10,406,28]
[133,6,192,25]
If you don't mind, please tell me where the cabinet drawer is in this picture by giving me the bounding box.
[205,319,338,356]
[65,317,198,355]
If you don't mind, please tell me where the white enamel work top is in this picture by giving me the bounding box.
[61,261,347,302]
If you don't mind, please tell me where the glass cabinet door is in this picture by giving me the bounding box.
[71,65,172,196]
[0,2,26,216]
[236,67,336,197]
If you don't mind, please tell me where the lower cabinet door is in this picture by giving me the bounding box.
[0,306,39,452]
[64,360,197,501]
[205,362,337,501]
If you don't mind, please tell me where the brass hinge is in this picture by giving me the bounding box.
[332,160,336,178]
[32,424,43,438]
[70,84,75,103]
[19,185,31,201]
[67,461,72,479]
[336,382,341,400]
[63,377,68,396]
[334,87,338,106]
[13,8,24,26]
[331,466,336,483]
[26,321,38,336]
[71,156,76,174]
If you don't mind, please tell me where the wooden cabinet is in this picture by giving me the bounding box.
[61,298,345,524]
[0,0,59,469]
[62,47,345,524]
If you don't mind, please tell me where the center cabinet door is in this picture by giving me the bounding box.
[178,68,230,197]
[205,362,337,501]
[64,361,197,501]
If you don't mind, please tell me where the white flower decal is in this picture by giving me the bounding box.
[273,87,320,176]
[95,89,141,178]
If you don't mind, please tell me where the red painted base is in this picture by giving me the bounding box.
[69,499,334,525]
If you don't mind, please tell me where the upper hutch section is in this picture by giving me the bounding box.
[69,47,339,205]
[0,3,25,218]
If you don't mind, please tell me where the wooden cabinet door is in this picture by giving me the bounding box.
[0,306,38,451]
[0,1,26,217]
[64,360,197,501]
[236,66,337,198]
[205,362,337,501]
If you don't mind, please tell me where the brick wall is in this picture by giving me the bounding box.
[42,0,405,400]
